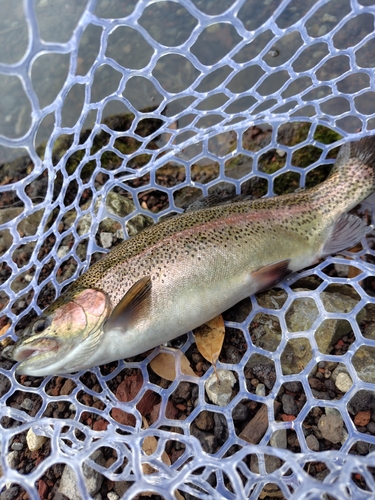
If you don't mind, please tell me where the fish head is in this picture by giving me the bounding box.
[12,288,111,376]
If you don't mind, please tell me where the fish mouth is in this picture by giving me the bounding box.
[13,338,60,366]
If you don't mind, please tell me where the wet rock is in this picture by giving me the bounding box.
[363,323,375,340]
[58,450,104,500]
[352,346,375,383]
[66,192,152,238]
[347,390,375,414]
[305,434,319,451]
[281,394,298,416]
[252,363,276,389]
[317,413,344,444]
[224,345,242,364]
[284,288,364,355]
[280,337,312,375]
[250,311,282,352]
[285,295,319,332]
[205,370,235,406]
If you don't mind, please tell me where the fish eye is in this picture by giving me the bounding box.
[33,319,48,334]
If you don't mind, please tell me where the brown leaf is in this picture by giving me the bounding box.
[150,351,197,381]
[142,417,171,476]
[194,314,225,366]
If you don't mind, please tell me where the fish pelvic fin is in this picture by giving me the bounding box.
[252,259,291,292]
[322,213,370,257]
[104,276,152,334]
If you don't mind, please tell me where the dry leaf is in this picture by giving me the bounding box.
[150,351,197,381]
[194,314,225,367]
[141,417,171,476]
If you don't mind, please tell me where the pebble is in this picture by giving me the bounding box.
[205,370,236,406]
[281,393,298,416]
[7,451,19,469]
[305,434,319,451]
[270,429,287,449]
[173,381,191,401]
[11,442,23,451]
[255,383,266,397]
[57,245,70,259]
[335,372,353,393]
[354,410,371,427]
[0,486,19,500]
[214,413,229,443]
[100,232,113,249]
[317,413,344,444]
[190,426,217,454]
[26,428,47,451]
[20,398,34,411]
[356,441,370,455]
[283,381,302,393]
[232,403,248,422]
[250,454,282,474]
[107,493,119,500]
[367,422,375,434]
[194,410,214,431]
[58,450,104,500]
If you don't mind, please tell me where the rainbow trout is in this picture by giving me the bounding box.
[12,136,375,376]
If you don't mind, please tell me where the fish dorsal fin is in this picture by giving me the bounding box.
[252,259,291,292]
[104,276,152,333]
[322,213,370,256]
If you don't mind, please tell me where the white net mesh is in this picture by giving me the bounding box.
[1,0,375,498]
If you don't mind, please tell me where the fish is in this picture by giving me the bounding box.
[11,136,375,376]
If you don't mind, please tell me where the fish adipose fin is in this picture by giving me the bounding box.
[322,213,370,256]
[104,276,152,333]
[252,259,291,292]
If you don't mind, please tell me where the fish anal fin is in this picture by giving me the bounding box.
[252,259,291,292]
[104,276,152,334]
[322,213,370,256]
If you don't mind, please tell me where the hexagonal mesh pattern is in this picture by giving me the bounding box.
[1,1,375,498]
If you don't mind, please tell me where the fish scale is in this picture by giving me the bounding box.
[10,137,375,375]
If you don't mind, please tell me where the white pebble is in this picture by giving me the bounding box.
[335,372,353,393]
[275,148,286,157]
[205,370,236,406]
[255,383,266,397]
[100,232,113,248]
[26,428,47,451]
[57,245,70,259]
[107,493,119,500]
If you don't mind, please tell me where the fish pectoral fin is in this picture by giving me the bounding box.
[322,213,370,256]
[104,276,152,333]
[252,259,291,292]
